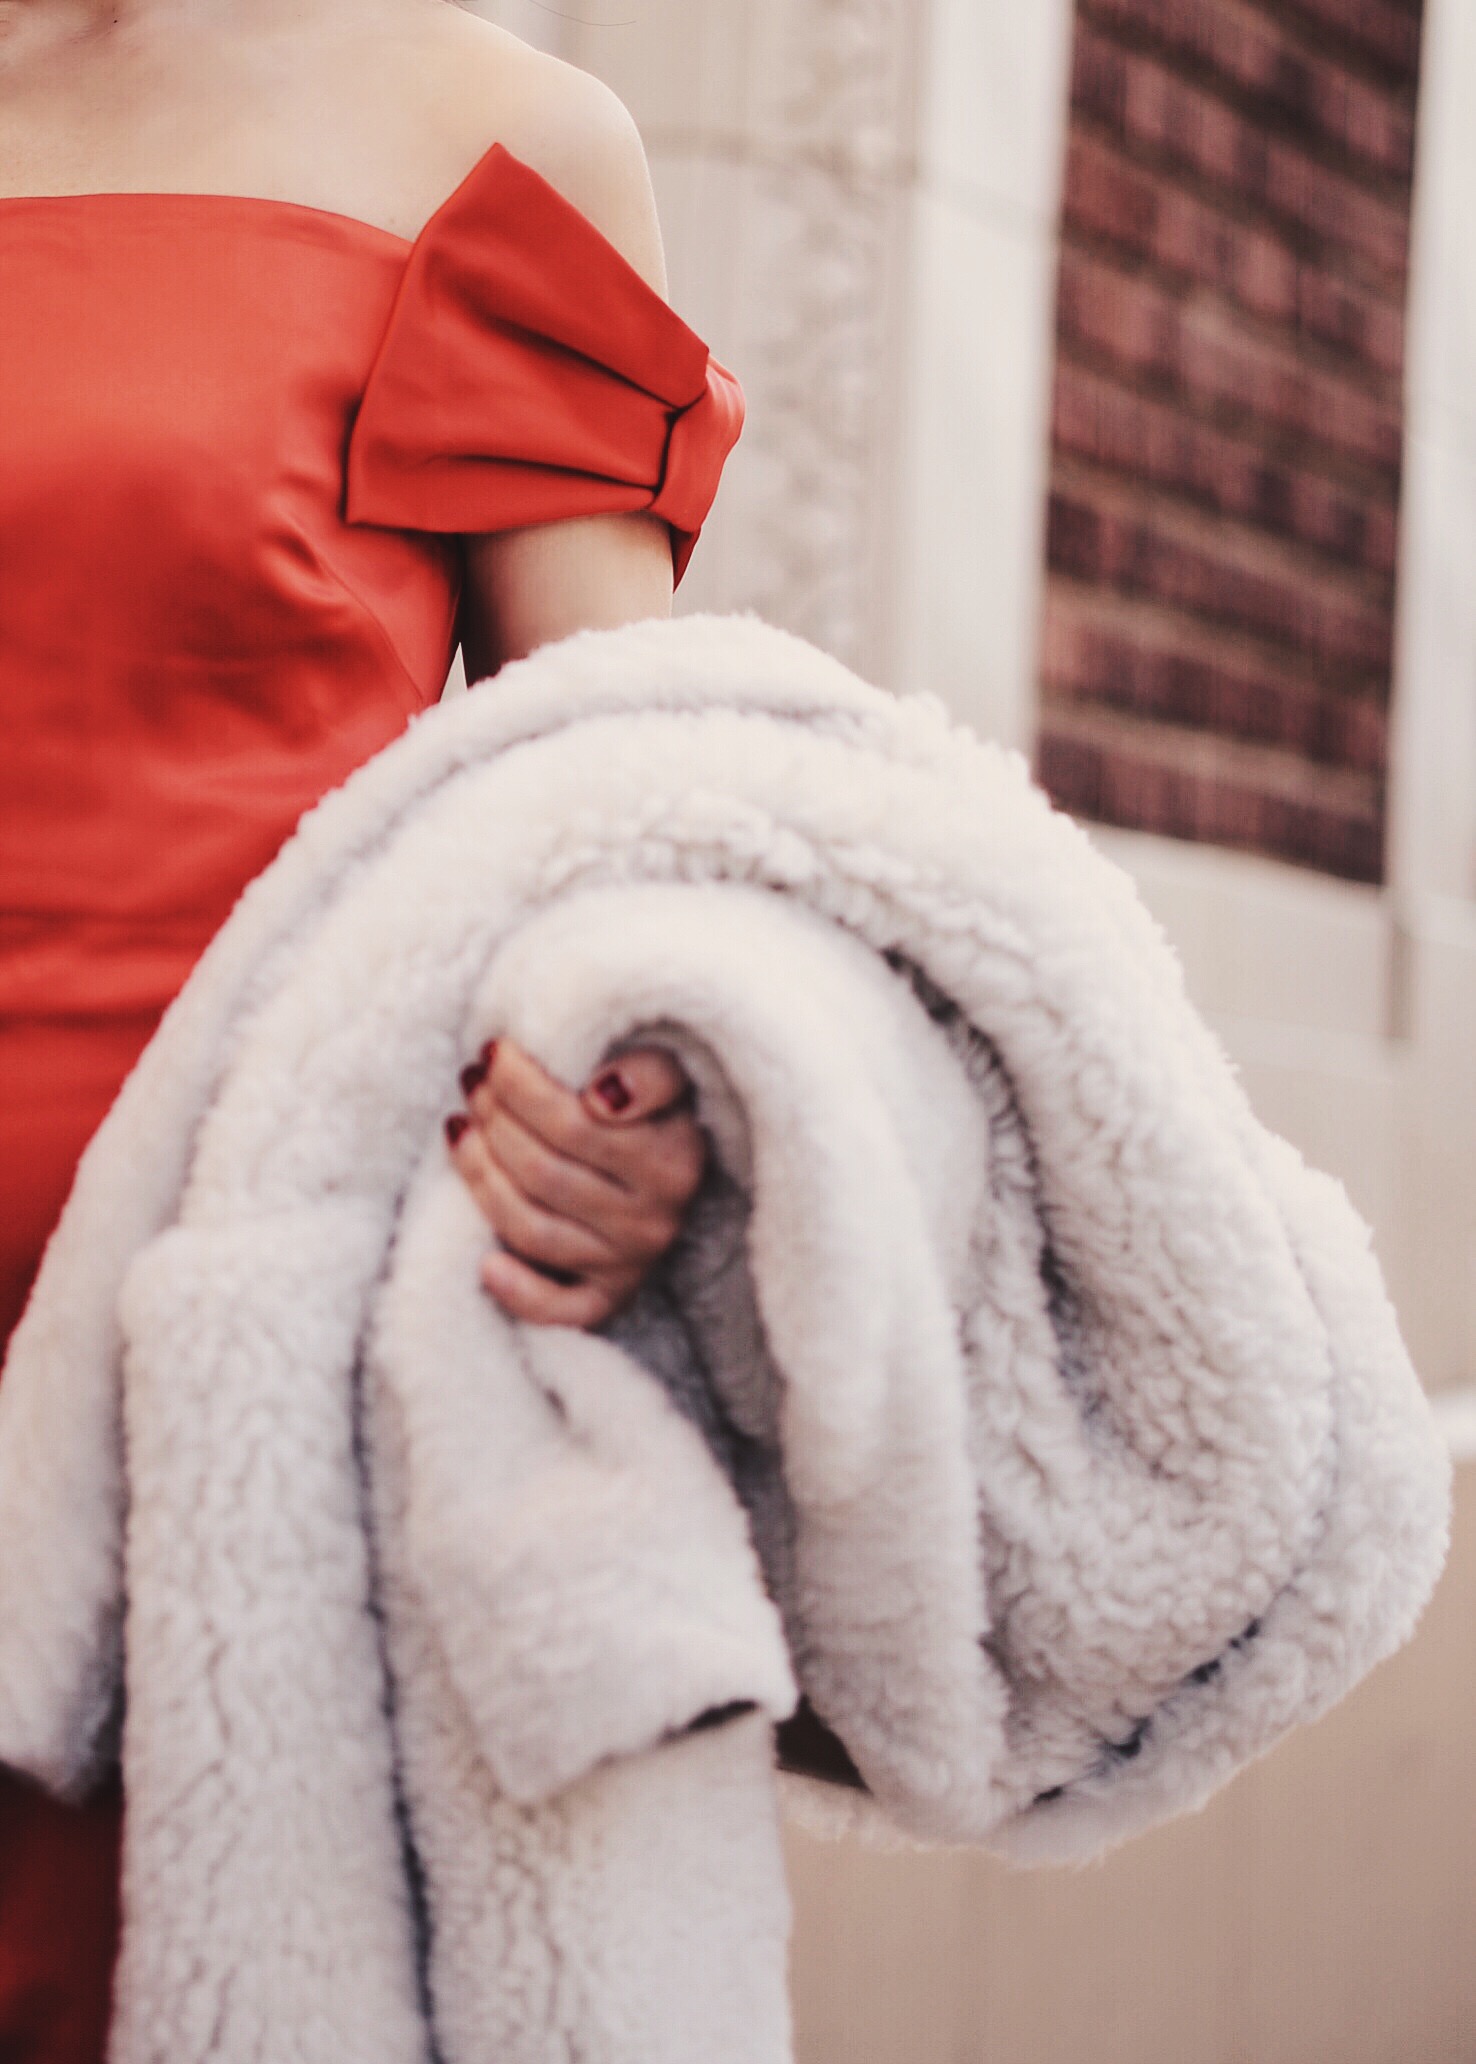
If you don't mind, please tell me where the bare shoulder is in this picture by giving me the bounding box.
[414,9,667,294]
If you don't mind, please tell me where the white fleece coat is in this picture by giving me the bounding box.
[0,614,1451,2064]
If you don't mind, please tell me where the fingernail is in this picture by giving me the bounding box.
[459,1038,498,1098]
[592,1068,632,1113]
[444,1112,469,1145]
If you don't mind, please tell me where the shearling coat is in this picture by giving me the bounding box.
[0,614,1451,2064]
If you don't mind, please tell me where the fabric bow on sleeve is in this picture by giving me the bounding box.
[345,144,743,581]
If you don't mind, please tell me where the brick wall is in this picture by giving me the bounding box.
[1037,0,1422,882]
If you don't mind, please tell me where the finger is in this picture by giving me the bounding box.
[583,1046,691,1125]
[477,1103,628,1233]
[448,1117,623,1274]
[476,1039,634,1185]
[481,1248,631,1330]
[636,1112,709,1210]
[567,1105,709,1213]
[455,1044,703,1251]
[483,1103,699,1250]
[458,1036,499,1104]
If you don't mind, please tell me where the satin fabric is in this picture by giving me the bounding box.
[0,139,742,2061]
[348,145,746,565]
[0,144,742,1025]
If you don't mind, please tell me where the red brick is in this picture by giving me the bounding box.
[1051,361,1399,572]
[1072,25,1410,279]
[1079,0,1415,179]
[1040,608,1390,770]
[1046,492,1393,675]
[1036,725,1385,879]
[1250,0,1421,83]
[1295,266,1403,378]
[1040,0,1417,885]
[1062,136,1405,375]
[1055,247,1402,474]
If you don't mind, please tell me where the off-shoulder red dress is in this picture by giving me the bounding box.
[0,139,742,2061]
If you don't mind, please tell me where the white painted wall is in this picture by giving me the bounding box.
[890,0,1075,747]
[553,0,1072,721]
[1389,0,1476,905]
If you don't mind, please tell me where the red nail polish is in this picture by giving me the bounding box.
[592,1068,632,1113]
[444,1112,469,1145]
[460,1038,498,1098]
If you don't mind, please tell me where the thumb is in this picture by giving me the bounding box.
[582,1046,690,1124]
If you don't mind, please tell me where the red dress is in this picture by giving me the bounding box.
[0,139,742,2060]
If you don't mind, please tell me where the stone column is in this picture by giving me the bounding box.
[561,0,1072,725]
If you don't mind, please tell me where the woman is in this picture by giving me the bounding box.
[0,0,735,2052]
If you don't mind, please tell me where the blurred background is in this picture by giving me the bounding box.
[479,2,1474,2055]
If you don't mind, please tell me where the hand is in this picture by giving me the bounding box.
[445,1037,707,1329]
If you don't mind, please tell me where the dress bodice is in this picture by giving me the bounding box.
[0,142,743,1018]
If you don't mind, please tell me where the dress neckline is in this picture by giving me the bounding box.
[0,135,531,261]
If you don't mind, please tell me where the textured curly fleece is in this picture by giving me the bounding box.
[0,614,1451,2064]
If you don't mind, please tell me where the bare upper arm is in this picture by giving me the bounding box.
[428,20,668,293]
[431,28,676,679]
[491,53,669,301]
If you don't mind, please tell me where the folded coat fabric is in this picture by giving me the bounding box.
[0,614,1451,2064]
